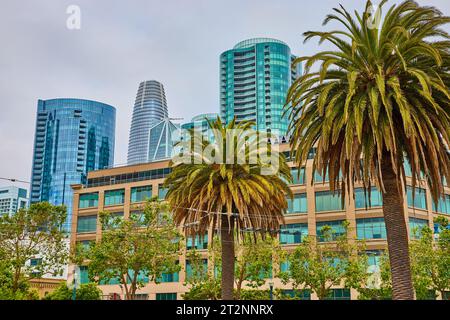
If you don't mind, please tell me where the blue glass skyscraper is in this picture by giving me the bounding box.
[220,38,301,138]
[30,99,116,231]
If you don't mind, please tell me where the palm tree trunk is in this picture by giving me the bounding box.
[221,214,235,300]
[381,158,414,300]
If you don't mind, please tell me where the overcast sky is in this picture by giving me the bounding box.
[1,0,449,189]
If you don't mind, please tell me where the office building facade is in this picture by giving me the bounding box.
[0,186,28,215]
[69,144,450,300]
[30,98,116,231]
[128,80,169,165]
[220,38,301,138]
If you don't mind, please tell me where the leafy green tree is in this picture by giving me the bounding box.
[75,198,182,300]
[183,234,281,300]
[240,289,271,300]
[410,217,450,300]
[0,261,39,300]
[211,234,282,299]
[285,0,450,299]
[0,202,68,295]
[43,282,101,300]
[182,249,221,300]
[357,253,393,300]
[279,222,367,300]
[165,117,292,299]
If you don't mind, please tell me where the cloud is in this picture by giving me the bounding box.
[0,0,449,188]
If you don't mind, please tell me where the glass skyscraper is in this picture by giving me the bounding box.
[30,99,116,231]
[147,118,180,162]
[181,113,219,142]
[220,38,301,138]
[128,80,168,164]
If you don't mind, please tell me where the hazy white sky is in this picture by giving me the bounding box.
[1,0,449,189]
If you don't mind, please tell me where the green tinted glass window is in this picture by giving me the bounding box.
[104,189,125,206]
[79,193,98,208]
[131,186,152,203]
[77,215,97,233]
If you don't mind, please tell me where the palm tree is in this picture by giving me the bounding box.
[164,117,292,299]
[285,0,450,299]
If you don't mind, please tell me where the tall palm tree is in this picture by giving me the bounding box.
[285,0,450,299]
[164,117,292,299]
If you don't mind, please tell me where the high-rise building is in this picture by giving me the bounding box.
[147,118,181,162]
[128,80,168,165]
[30,98,116,231]
[181,113,219,142]
[220,38,301,138]
[0,186,28,215]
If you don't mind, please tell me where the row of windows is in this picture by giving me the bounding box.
[86,168,172,188]
[79,185,168,208]
[279,289,350,300]
[278,217,430,244]
[285,187,441,213]
[79,186,442,217]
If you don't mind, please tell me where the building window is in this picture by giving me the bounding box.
[280,289,311,300]
[432,194,450,215]
[356,218,387,240]
[185,259,207,281]
[443,292,450,300]
[77,215,97,233]
[104,189,125,206]
[87,168,172,188]
[406,187,427,210]
[409,218,429,239]
[30,258,42,266]
[286,194,307,214]
[280,224,308,244]
[125,270,149,284]
[156,293,177,300]
[157,265,180,283]
[131,186,152,203]
[404,160,424,178]
[77,240,93,252]
[316,220,346,242]
[186,235,208,250]
[314,170,329,183]
[290,167,305,185]
[20,201,27,209]
[366,250,383,267]
[315,191,344,212]
[324,289,351,300]
[280,261,290,273]
[434,223,450,235]
[314,170,342,183]
[99,272,121,285]
[103,212,124,230]
[79,193,99,208]
[134,294,149,300]
[354,188,382,209]
[158,184,168,200]
[79,266,89,284]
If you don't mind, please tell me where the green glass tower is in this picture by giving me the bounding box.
[181,113,219,143]
[220,38,301,138]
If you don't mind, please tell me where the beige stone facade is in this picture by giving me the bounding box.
[69,144,449,300]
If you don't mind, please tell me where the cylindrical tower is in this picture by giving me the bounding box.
[30,98,116,231]
[220,38,301,138]
[127,80,168,164]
